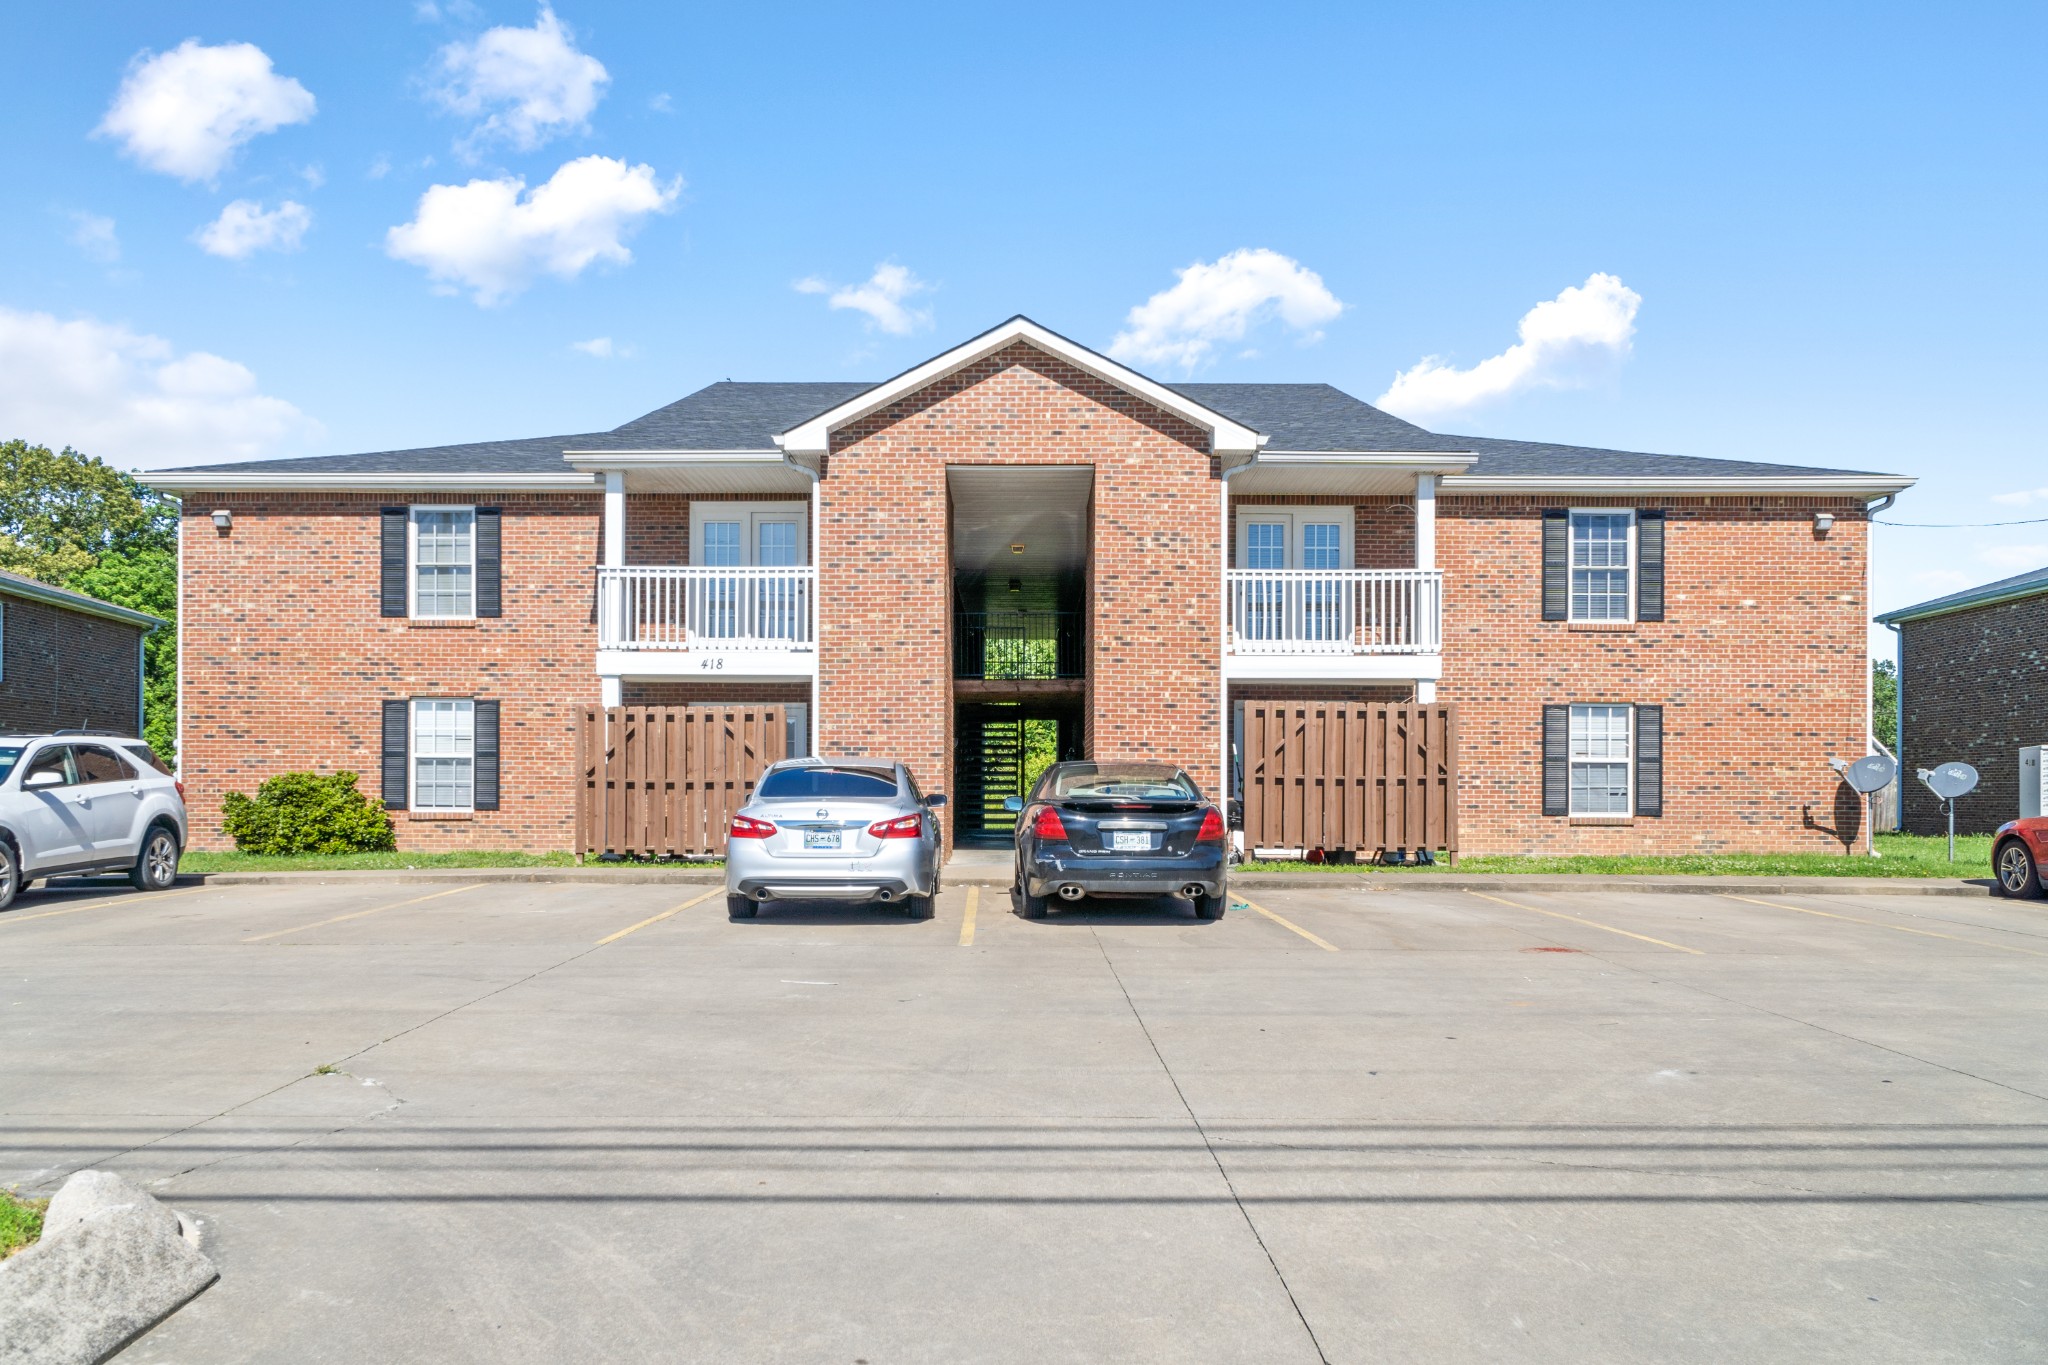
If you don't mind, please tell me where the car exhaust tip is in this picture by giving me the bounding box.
[875,889,895,902]
[753,889,774,902]
[1057,884,1085,901]
[1181,884,1206,900]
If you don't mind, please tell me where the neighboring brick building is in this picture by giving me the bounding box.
[0,570,160,737]
[1876,566,2048,835]
[150,316,1912,855]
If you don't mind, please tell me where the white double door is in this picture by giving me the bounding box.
[1236,509,1353,644]
[690,503,808,642]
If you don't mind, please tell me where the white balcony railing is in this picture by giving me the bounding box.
[599,566,815,652]
[1226,568,1442,655]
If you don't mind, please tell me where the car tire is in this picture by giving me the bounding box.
[0,840,19,913]
[1015,868,1049,919]
[130,826,180,892]
[1194,888,1227,921]
[1994,839,2042,899]
[727,894,759,919]
[906,894,935,921]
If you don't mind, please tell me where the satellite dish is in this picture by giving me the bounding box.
[1918,763,1979,801]
[1841,755,1897,794]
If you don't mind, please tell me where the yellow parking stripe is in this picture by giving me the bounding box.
[1722,894,2048,957]
[1236,896,1339,951]
[597,887,724,945]
[1466,890,1705,955]
[0,884,208,926]
[959,886,980,947]
[244,883,485,942]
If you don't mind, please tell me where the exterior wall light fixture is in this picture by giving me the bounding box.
[210,508,233,533]
[1813,511,1834,536]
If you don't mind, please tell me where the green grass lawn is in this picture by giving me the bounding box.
[1,1189,45,1259]
[1239,832,1998,878]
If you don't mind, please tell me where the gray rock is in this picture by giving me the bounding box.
[0,1177,217,1365]
[39,1171,183,1248]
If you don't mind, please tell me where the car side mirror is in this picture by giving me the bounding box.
[1002,796,1023,813]
[925,793,947,807]
[23,770,63,789]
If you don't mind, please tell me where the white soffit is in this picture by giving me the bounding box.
[774,316,1264,457]
[562,450,814,495]
[1229,452,1476,496]
[949,465,1094,576]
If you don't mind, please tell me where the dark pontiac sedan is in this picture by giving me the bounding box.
[1009,761,1228,920]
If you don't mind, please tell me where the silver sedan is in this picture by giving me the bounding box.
[724,758,945,919]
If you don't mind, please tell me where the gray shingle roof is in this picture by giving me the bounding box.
[1440,433,1888,480]
[1171,383,1469,453]
[0,569,163,628]
[571,381,876,452]
[1875,564,2048,625]
[164,432,610,476]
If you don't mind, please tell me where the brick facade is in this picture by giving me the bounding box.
[0,595,147,735]
[1897,594,2048,834]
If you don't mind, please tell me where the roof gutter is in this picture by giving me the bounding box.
[1441,474,1918,497]
[0,577,163,631]
[143,472,600,493]
[1875,577,2048,625]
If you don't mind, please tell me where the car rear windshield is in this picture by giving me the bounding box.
[0,746,18,785]
[756,767,900,800]
[1047,765,1198,800]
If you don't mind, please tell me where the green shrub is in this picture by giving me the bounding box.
[220,771,397,855]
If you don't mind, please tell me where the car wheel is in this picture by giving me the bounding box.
[906,894,935,921]
[1994,839,2042,899]
[0,840,18,912]
[130,826,180,892]
[727,894,759,919]
[1194,888,1227,921]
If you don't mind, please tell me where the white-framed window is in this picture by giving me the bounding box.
[1232,506,1356,570]
[687,502,809,567]
[410,506,476,618]
[1569,509,1634,622]
[1569,704,1633,815]
[410,698,475,811]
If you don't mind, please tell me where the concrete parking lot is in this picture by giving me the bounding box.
[3,875,2045,1363]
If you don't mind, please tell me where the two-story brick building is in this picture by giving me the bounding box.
[149,317,1911,855]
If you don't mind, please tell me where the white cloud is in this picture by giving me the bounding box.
[1991,486,2048,506]
[432,6,608,153]
[1108,248,1343,370]
[648,92,673,113]
[95,40,315,184]
[1377,272,1642,422]
[1978,544,2048,572]
[194,200,312,259]
[571,336,633,358]
[793,263,933,336]
[0,305,318,468]
[367,154,392,180]
[299,163,326,189]
[68,212,120,264]
[385,155,680,306]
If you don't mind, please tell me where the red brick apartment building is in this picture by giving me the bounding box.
[149,317,1912,856]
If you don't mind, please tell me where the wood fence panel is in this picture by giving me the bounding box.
[1241,701,1459,861]
[574,705,786,857]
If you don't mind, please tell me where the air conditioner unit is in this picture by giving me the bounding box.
[2023,746,2047,819]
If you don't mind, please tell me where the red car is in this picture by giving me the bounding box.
[1993,818,2048,897]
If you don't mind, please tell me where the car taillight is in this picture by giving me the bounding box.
[174,778,185,801]
[1196,808,1226,843]
[1031,806,1068,841]
[868,813,923,839]
[730,815,777,839]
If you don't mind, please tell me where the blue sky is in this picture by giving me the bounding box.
[3,1,2043,645]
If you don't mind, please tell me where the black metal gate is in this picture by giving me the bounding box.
[953,703,1084,845]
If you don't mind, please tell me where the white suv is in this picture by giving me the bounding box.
[0,733,187,911]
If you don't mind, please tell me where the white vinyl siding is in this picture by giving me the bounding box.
[411,699,475,811]
[1569,704,1633,815]
[1569,510,1634,622]
[411,507,476,618]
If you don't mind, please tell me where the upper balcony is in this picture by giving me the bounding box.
[1224,568,1443,681]
[597,565,817,679]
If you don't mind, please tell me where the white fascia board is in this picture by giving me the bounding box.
[1441,474,1917,497]
[1225,653,1443,682]
[595,649,819,680]
[1875,581,2048,625]
[143,472,599,493]
[561,449,784,465]
[0,578,163,630]
[772,316,1265,457]
[1254,451,1479,474]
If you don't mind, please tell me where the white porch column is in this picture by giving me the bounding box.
[603,471,626,568]
[600,472,627,709]
[600,675,623,708]
[1416,472,1438,704]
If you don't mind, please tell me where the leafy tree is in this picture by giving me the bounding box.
[0,440,180,757]
[1872,658,1899,752]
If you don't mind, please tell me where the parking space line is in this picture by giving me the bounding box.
[244,883,486,942]
[1465,890,1705,955]
[1722,894,2048,958]
[1236,896,1339,951]
[596,887,725,945]
[0,884,209,926]
[959,886,980,947]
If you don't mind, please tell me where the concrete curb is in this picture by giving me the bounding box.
[0,1171,217,1365]
[158,866,2002,897]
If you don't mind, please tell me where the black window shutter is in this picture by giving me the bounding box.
[1635,705,1664,817]
[475,507,502,617]
[380,508,409,617]
[381,700,409,810]
[1542,704,1570,816]
[474,700,500,811]
[1541,510,1569,621]
[1637,511,1666,622]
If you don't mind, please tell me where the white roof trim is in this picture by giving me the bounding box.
[773,316,1265,457]
[143,472,599,493]
[1441,474,1917,496]
[1253,451,1478,473]
[0,575,163,629]
[561,449,780,462]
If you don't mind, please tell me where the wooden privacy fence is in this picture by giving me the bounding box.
[1241,702,1459,860]
[575,705,786,857]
